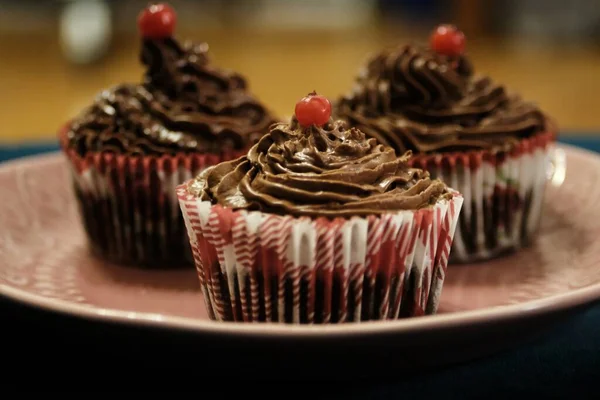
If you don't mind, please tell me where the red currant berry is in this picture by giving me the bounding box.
[137,3,177,39]
[294,92,332,127]
[430,24,465,57]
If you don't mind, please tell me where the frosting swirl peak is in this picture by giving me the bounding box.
[336,43,550,154]
[189,118,451,217]
[65,37,276,157]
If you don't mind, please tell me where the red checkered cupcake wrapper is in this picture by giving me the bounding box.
[59,126,246,267]
[409,130,555,264]
[177,185,464,323]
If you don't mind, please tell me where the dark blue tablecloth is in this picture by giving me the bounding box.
[1,137,600,395]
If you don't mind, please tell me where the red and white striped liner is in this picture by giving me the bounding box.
[409,130,556,264]
[177,182,464,323]
[58,122,245,267]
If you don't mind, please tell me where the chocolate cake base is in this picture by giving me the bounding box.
[73,182,192,268]
[203,265,426,324]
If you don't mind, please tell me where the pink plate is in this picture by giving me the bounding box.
[1,145,599,368]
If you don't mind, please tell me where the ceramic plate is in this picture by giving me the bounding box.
[1,145,599,368]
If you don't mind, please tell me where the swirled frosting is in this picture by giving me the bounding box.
[188,118,452,217]
[65,38,276,156]
[336,44,550,154]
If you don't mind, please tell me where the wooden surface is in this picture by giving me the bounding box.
[0,27,599,142]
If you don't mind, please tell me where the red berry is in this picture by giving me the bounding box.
[137,3,177,39]
[294,92,332,127]
[430,24,465,57]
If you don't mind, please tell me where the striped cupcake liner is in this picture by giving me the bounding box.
[177,183,464,323]
[409,130,556,264]
[59,124,245,268]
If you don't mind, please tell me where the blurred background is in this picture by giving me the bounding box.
[0,0,599,144]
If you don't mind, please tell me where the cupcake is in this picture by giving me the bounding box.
[177,92,464,323]
[335,24,556,263]
[59,3,277,267]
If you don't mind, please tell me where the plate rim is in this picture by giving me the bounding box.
[1,145,600,338]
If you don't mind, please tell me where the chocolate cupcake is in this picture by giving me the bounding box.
[59,3,277,267]
[177,92,464,323]
[336,25,556,263]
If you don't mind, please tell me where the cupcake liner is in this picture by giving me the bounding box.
[409,130,555,264]
[59,124,246,268]
[177,184,464,323]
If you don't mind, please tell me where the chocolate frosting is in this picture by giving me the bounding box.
[188,118,451,218]
[66,38,276,156]
[336,44,550,154]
